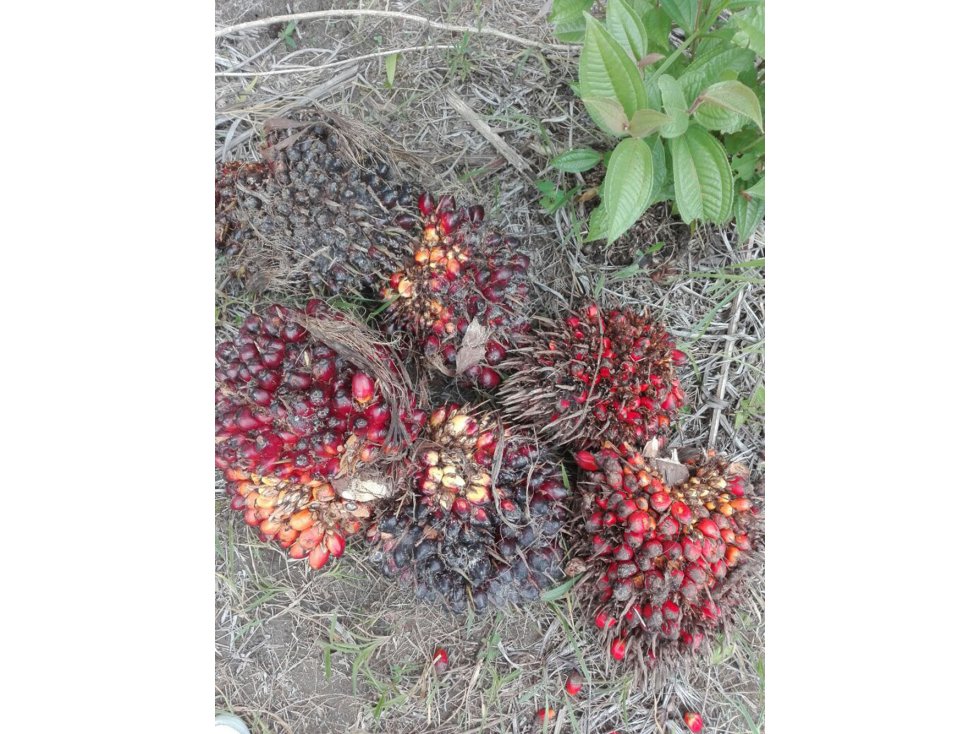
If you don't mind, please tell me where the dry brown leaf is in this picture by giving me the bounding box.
[454,318,490,375]
[338,477,393,503]
[653,458,690,488]
[637,52,665,69]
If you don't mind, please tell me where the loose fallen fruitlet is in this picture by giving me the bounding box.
[368,405,566,613]
[574,443,759,666]
[380,192,530,386]
[432,647,449,673]
[684,712,704,732]
[536,708,556,722]
[216,300,425,569]
[564,670,584,696]
[499,304,685,449]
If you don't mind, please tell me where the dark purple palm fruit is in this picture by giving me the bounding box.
[379,192,531,389]
[217,121,419,297]
[498,304,686,450]
[573,443,759,668]
[215,160,273,249]
[216,299,427,570]
[367,405,566,613]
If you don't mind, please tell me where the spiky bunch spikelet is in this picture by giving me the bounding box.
[499,304,686,449]
[573,443,759,666]
[217,122,418,296]
[215,300,426,568]
[379,192,531,388]
[367,405,566,613]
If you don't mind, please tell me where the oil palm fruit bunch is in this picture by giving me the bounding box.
[498,304,685,449]
[379,192,531,388]
[216,299,426,569]
[367,405,566,613]
[218,121,418,296]
[574,443,759,667]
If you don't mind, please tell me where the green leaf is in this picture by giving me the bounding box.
[744,175,765,199]
[645,135,667,202]
[677,45,756,101]
[694,80,763,131]
[579,14,647,118]
[604,137,654,243]
[731,150,759,181]
[550,0,594,42]
[734,192,765,241]
[607,0,648,61]
[732,5,765,58]
[585,201,608,242]
[670,126,734,224]
[540,576,580,602]
[657,75,689,139]
[639,4,673,52]
[550,0,594,24]
[694,104,748,134]
[384,53,398,86]
[279,20,298,50]
[660,0,698,33]
[628,108,670,137]
[582,96,629,136]
[551,147,604,173]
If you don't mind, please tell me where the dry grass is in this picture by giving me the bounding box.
[215,2,765,731]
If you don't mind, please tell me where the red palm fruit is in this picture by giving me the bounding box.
[277,526,299,547]
[289,508,314,532]
[350,372,375,404]
[697,518,721,539]
[432,647,449,672]
[683,712,704,733]
[308,543,331,570]
[595,610,616,629]
[326,532,346,558]
[671,500,693,525]
[681,536,702,562]
[610,638,627,661]
[536,708,556,722]
[565,670,584,696]
[576,450,600,472]
[650,491,672,512]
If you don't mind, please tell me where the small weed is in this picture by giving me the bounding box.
[278,21,298,50]
[446,32,473,81]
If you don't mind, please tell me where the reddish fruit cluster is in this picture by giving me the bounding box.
[574,443,757,665]
[224,470,359,569]
[216,300,425,569]
[380,192,530,387]
[368,405,566,613]
[499,304,685,449]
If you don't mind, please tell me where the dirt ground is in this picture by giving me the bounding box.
[215,2,765,732]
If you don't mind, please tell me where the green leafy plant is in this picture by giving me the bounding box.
[547,0,765,243]
[278,20,298,50]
